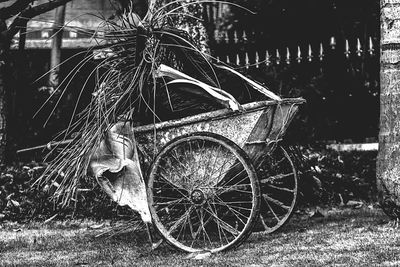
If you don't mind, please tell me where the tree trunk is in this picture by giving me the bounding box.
[378,0,400,218]
[0,19,9,166]
[49,4,66,88]
[111,0,149,18]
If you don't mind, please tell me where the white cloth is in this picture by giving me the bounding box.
[89,122,151,223]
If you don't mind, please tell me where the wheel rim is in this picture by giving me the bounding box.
[147,133,260,253]
[259,146,297,233]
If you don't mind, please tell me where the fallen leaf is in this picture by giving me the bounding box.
[88,223,105,229]
[8,199,20,207]
[312,176,322,189]
[22,166,31,171]
[185,251,212,260]
[151,239,163,250]
[309,209,325,219]
[194,251,212,260]
[44,214,58,224]
[314,166,322,173]
[346,200,363,208]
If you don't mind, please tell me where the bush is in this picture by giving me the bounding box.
[0,162,133,222]
[295,146,377,206]
[0,146,378,222]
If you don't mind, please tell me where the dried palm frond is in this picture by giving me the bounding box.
[34,0,279,208]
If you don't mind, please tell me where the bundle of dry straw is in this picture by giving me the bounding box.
[35,0,280,208]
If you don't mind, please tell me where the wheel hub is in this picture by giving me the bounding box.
[190,189,206,205]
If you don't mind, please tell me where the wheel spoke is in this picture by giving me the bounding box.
[201,144,216,182]
[207,202,228,246]
[262,194,290,210]
[213,196,249,225]
[203,206,240,236]
[212,183,251,192]
[175,207,190,241]
[260,172,294,184]
[167,206,194,235]
[212,202,253,211]
[187,208,196,239]
[155,198,188,213]
[214,152,236,184]
[200,208,213,248]
[217,165,247,188]
[259,146,297,234]
[154,198,187,206]
[148,133,259,252]
[215,177,253,195]
[264,183,295,193]
[261,197,279,226]
[167,151,188,181]
[188,208,212,247]
[156,169,186,190]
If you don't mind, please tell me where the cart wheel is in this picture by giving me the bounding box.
[259,145,297,233]
[147,132,260,253]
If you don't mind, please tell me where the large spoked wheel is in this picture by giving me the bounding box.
[147,132,260,253]
[258,145,298,233]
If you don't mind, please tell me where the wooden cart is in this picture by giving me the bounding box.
[133,98,305,253]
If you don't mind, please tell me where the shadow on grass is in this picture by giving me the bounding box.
[1,206,398,266]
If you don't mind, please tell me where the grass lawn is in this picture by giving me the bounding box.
[0,205,399,266]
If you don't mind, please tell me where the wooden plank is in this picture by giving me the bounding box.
[326,143,378,152]
[10,39,102,49]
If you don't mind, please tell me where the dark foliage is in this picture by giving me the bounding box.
[293,146,377,206]
[8,49,96,160]
[0,162,134,222]
[0,147,377,221]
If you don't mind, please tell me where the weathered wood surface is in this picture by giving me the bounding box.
[134,98,304,169]
[327,143,378,152]
[378,0,400,217]
[49,5,66,88]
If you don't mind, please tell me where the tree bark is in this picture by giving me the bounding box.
[378,0,400,218]
[49,4,66,88]
[0,0,74,164]
[0,19,9,165]
[111,0,149,18]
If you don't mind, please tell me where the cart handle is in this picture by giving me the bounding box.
[16,139,73,154]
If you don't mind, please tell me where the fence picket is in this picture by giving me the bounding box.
[308,44,313,62]
[368,37,374,55]
[297,46,302,63]
[255,51,260,68]
[266,50,271,66]
[224,32,229,43]
[330,36,336,49]
[286,47,291,64]
[212,31,376,66]
[345,39,350,58]
[356,38,362,57]
[319,43,324,61]
[276,49,281,65]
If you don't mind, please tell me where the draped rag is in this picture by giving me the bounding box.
[89,122,151,223]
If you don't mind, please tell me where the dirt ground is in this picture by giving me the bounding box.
[0,205,398,266]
